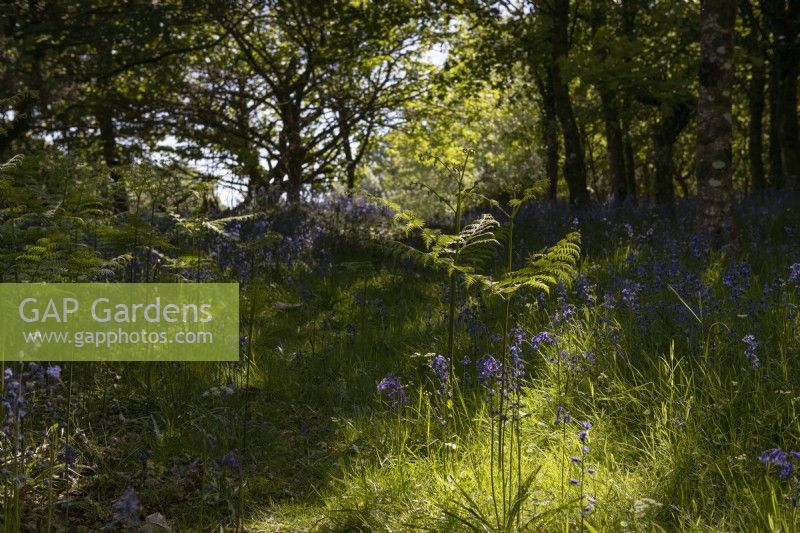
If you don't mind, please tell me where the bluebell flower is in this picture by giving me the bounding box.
[430,354,449,385]
[723,261,752,301]
[601,293,616,310]
[476,355,502,385]
[46,365,61,381]
[59,444,78,471]
[574,274,596,304]
[555,405,571,425]
[221,450,242,476]
[531,331,557,351]
[789,263,800,284]
[621,281,641,309]
[508,327,528,383]
[759,448,798,479]
[742,334,760,368]
[578,421,592,443]
[552,302,577,325]
[377,373,410,408]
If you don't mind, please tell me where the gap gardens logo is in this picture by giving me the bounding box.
[1,283,239,361]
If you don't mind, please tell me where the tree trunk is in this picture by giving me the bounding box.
[763,0,800,189]
[550,0,588,206]
[601,91,627,201]
[98,106,129,214]
[747,51,767,190]
[768,53,784,187]
[339,109,357,192]
[621,0,638,200]
[742,0,767,190]
[653,126,677,204]
[653,105,691,204]
[778,45,800,188]
[696,0,736,236]
[537,68,560,200]
[623,122,637,199]
[278,98,306,203]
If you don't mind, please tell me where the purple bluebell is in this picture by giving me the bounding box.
[742,334,760,368]
[476,355,502,386]
[221,450,242,476]
[46,365,61,381]
[531,331,557,351]
[759,448,797,479]
[430,354,449,385]
[377,373,410,408]
[555,406,571,425]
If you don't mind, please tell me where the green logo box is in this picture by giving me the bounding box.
[0,283,239,361]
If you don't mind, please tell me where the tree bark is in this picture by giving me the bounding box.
[747,50,767,190]
[98,105,129,214]
[653,107,690,204]
[696,0,736,236]
[778,38,800,189]
[763,0,800,189]
[601,91,628,201]
[536,67,560,200]
[550,0,588,206]
[623,121,637,198]
[742,0,767,190]
[277,96,306,203]
[767,51,784,187]
[621,0,638,200]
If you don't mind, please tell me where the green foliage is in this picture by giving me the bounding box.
[471,230,582,297]
[376,195,581,300]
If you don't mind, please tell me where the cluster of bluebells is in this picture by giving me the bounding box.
[476,354,502,393]
[430,354,449,394]
[508,327,528,386]
[554,408,597,515]
[620,280,641,310]
[532,331,597,374]
[742,334,760,368]
[574,274,596,305]
[456,303,489,339]
[211,194,390,285]
[531,331,558,352]
[2,364,63,449]
[548,349,596,374]
[759,448,800,480]
[789,263,800,285]
[759,448,800,506]
[723,261,753,303]
[377,373,410,408]
[221,450,242,477]
[551,301,578,326]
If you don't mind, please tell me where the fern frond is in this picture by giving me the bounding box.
[477,231,582,299]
